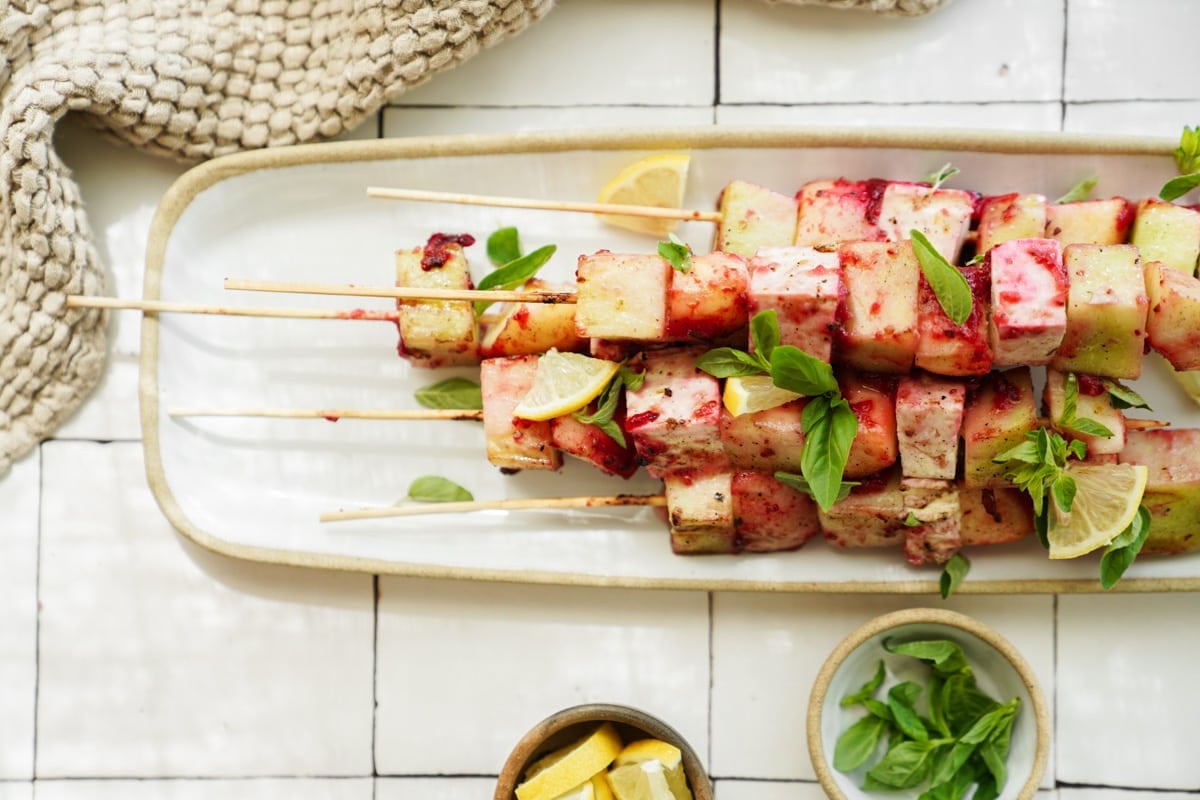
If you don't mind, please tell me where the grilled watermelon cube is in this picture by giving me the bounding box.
[624,348,728,478]
[731,471,819,552]
[666,252,749,341]
[395,242,479,367]
[715,180,800,258]
[961,367,1037,489]
[664,468,738,555]
[988,238,1068,367]
[958,488,1034,546]
[1145,260,1200,370]
[819,469,905,549]
[895,372,966,480]
[837,240,920,374]
[479,355,561,472]
[719,400,806,473]
[1119,429,1200,555]
[1045,197,1134,246]
[914,263,992,376]
[1130,198,1200,275]
[575,252,670,341]
[480,278,584,358]
[877,182,976,263]
[842,371,899,479]
[901,477,962,566]
[794,178,887,247]
[1042,369,1125,456]
[977,193,1048,254]
[1051,244,1147,379]
[550,408,638,478]
[747,246,841,363]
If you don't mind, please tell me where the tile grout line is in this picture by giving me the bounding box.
[713,0,722,107]
[372,578,380,790]
[32,444,43,786]
[1059,0,1069,130]
[706,591,715,776]
[1051,593,1059,792]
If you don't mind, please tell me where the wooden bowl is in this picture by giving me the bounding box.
[807,608,1049,800]
[494,703,713,800]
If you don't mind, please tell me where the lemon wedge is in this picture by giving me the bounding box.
[554,781,596,800]
[513,349,620,421]
[591,772,615,800]
[516,722,623,800]
[614,740,692,800]
[596,153,691,237]
[722,374,803,417]
[1047,463,1149,560]
[606,760,675,800]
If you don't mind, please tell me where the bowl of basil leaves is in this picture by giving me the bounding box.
[807,608,1049,800]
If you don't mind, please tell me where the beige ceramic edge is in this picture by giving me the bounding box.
[806,607,1050,800]
[139,125,1195,590]
[493,702,713,800]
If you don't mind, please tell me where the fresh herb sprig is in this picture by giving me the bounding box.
[1058,372,1115,439]
[414,377,483,410]
[1160,125,1200,202]
[398,476,473,504]
[940,552,971,599]
[658,233,692,272]
[474,227,556,315]
[911,229,973,326]
[571,364,645,447]
[924,163,960,191]
[1104,378,1152,411]
[1055,175,1098,204]
[695,311,858,511]
[834,639,1020,797]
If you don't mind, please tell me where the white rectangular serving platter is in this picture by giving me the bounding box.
[141,127,1200,592]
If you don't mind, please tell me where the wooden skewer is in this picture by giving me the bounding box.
[322,494,667,523]
[168,407,482,421]
[66,296,401,322]
[367,186,722,224]
[223,278,575,305]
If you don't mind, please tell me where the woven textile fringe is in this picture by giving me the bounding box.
[0,0,949,478]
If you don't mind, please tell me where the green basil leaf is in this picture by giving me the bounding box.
[904,511,922,527]
[833,714,889,772]
[927,674,950,738]
[1173,126,1200,174]
[775,471,857,505]
[1066,417,1115,438]
[884,638,969,676]
[1067,438,1088,461]
[964,253,986,266]
[658,233,692,273]
[769,345,837,396]
[592,418,627,448]
[749,310,781,361]
[1054,175,1098,204]
[865,739,946,789]
[1060,372,1080,425]
[695,347,768,378]
[992,439,1038,465]
[840,659,887,708]
[979,739,1007,790]
[1160,172,1200,202]
[1105,379,1152,410]
[1101,504,1152,589]
[911,228,972,326]
[925,163,959,191]
[941,674,1001,738]
[971,772,1000,800]
[414,377,483,410]
[939,552,970,599]
[1034,507,1049,549]
[888,682,929,742]
[800,396,858,512]
[1052,473,1076,515]
[474,244,557,314]
[486,226,521,266]
[921,757,979,800]
[618,364,645,392]
[402,476,473,504]
[863,698,895,723]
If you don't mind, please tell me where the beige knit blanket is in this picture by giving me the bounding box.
[0,0,948,477]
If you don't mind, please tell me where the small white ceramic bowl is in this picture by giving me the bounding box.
[494,703,713,800]
[808,608,1049,800]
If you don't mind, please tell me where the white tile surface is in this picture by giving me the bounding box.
[1065,0,1197,101]
[710,595,1054,784]
[714,780,827,800]
[1057,594,1200,790]
[1064,100,1200,138]
[383,106,714,138]
[717,102,1063,131]
[35,442,375,778]
[0,783,32,800]
[0,453,39,780]
[32,778,373,800]
[720,0,1065,104]
[374,578,709,775]
[376,778,497,799]
[391,0,715,107]
[1060,791,1197,800]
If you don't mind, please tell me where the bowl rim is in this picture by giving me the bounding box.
[806,607,1050,800]
[494,702,714,800]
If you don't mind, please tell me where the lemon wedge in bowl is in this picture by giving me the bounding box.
[614,739,693,800]
[513,349,620,421]
[722,374,803,417]
[1047,463,1149,560]
[515,721,623,800]
[596,153,691,237]
[606,759,675,800]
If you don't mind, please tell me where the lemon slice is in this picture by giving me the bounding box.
[1047,463,1149,560]
[596,153,690,237]
[591,772,615,800]
[614,740,692,800]
[555,781,596,800]
[516,722,623,800]
[513,349,620,421]
[606,760,675,800]
[722,374,803,417]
